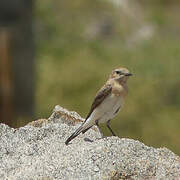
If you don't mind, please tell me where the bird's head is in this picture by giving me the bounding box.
[109,67,132,83]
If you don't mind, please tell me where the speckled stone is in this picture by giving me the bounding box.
[0,106,179,179]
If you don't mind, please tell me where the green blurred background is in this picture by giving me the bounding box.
[0,0,180,154]
[36,0,180,154]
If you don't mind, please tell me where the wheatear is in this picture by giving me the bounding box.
[65,67,132,145]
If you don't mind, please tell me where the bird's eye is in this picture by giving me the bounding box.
[116,70,121,74]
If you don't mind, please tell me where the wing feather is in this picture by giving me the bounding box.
[85,84,112,120]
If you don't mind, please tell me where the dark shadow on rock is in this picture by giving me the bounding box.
[84,137,94,143]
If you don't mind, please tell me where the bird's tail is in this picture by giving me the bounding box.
[65,124,85,145]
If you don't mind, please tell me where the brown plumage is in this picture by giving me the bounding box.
[65,67,132,145]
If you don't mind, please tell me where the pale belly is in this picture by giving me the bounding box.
[89,94,124,124]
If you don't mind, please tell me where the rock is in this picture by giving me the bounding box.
[0,105,180,179]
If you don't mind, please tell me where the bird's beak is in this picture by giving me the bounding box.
[125,73,133,76]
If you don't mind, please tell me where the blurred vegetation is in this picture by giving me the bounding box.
[35,0,180,154]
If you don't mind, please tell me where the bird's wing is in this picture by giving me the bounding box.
[65,84,112,145]
[85,84,112,120]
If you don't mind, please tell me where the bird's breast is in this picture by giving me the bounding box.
[112,82,128,97]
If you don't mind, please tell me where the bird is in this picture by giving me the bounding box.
[65,67,132,145]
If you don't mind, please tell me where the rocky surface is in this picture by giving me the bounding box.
[0,105,180,179]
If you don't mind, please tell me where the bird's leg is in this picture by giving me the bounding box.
[95,120,104,138]
[107,120,116,136]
